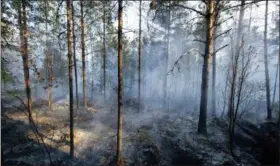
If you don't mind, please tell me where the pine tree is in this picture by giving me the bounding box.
[103,1,107,102]
[66,0,74,158]
[117,0,123,165]
[263,0,272,119]
[138,0,142,112]
[71,0,79,108]
[197,0,215,135]
[80,0,87,108]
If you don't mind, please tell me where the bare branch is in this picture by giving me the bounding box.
[214,28,232,40]
[168,54,185,75]
[215,16,233,27]
[55,0,64,21]
[193,39,206,44]
[212,44,228,55]
[4,92,52,164]
[221,0,262,12]
[171,4,206,17]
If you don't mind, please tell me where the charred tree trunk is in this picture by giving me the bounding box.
[71,0,79,109]
[264,0,272,119]
[117,0,123,165]
[273,62,279,104]
[103,1,106,102]
[138,0,142,112]
[163,1,170,110]
[197,0,214,135]
[66,0,74,158]
[80,0,87,108]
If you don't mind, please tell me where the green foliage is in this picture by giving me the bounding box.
[1,19,14,40]
[1,58,13,84]
[1,1,17,44]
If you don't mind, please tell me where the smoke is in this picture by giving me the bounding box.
[2,1,279,121]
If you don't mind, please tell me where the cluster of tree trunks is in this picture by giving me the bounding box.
[15,0,279,165]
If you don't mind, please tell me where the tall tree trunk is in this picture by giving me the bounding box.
[264,0,272,119]
[211,33,216,117]
[71,0,79,109]
[103,1,106,102]
[80,0,87,108]
[221,64,230,118]
[138,0,142,112]
[197,0,214,135]
[66,0,74,158]
[18,3,53,163]
[278,2,280,127]
[19,0,32,127]
[163,1,170,110]
[273,62,279,104]
[228,0,245,154]
[228,0,245,118]
[45,0,52,110]
[91,41,94,100]
[248,4,253,35]
[117,0,123,165]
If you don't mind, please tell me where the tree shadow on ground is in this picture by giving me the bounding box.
[1,112,89,166]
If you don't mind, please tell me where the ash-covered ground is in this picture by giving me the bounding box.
[2,95,279,166]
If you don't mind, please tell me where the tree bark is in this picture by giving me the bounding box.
[66,0,74,158]
[91,41,94,100]
[278,1,280,127]
[71,0,79,109]
[272,62,279,104]
[80,0,87,108]
[20,0,32,127]
[103,1,106,102]
[138,0,142,112]
[264,0,272,119]
[117,0,123,165]
[197,0,214,135]
[163,1,170,110]
[211,32,216,117]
